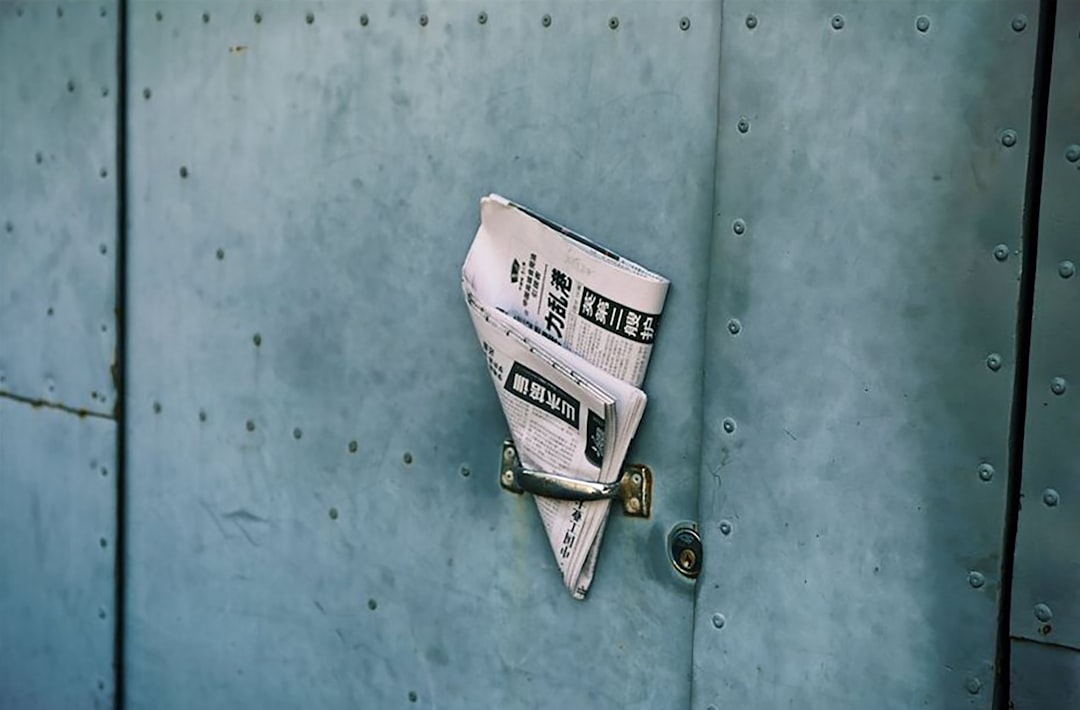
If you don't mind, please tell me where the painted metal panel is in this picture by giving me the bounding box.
[1010,638,1080,710]
[0,401,117,709]
[0,1,119,415]
[694,2,1038,709]
[124,2,716,708]
[1009,0,1080,653]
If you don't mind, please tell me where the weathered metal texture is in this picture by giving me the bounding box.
[1010,0,1080,653]
[124,2,716,707]
[0,1,119,415]
[1010,638,1080,710]
[695,2,1038,708]
[0,400,118,709]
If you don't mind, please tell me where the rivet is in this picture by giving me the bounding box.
[202,11,210,23]
[993,244,1009,262]
[1066,145,1080,163]
[1001,129,1018,148]
[1051,377,1067,395]
[1058,260,1075,278]
[101,467,109,477]
[98,608,106,620]
[1042,488,1060,507]
[408,691,418,703]
[968,571,985,589]
[35,151,43,164]
[985,353,1002,371]
[293,427,302,440]
[97,679,105,691]
[329,507,338,520]
[99,7,106,17]
[831,14,844,30]
[977,463,995,482]
[100,243,107,254]
[1034,603,1053,622]
[403,452,413,464]
[608,16,619,30]
[179,165,189,178]
[305,11,313,24]
[915,15,930,32]
[745,13,757,29]
[252,333,262,347]
[47,307,54,317]
[732,218,746,235]
[198,409,207,422]
[1011,14,1027,32]
[359,13,368,26]
[737,117,750,134]
[216,248,225,260]
[101,86,109,97]
[16,7,22,16]
[541,13,551,27]
[460,465,471,477]
[368,598,377,610]
[153,401,162,414]
[67,79,76,93]
[631,472,642,485]
[727,319,741,335]
[966,677,982,695]
[679,17,690,31]
[155,10,162,21]
[99,537,107,548]
[348,440,358,453]
[99,168,108,179]
[4,220,11,233]
[143,87,151,100]
[722,418,736,434]
[719,520,732,535]
[57,6,63,18]
[477,11,487,24]
[419,13,428,26]
[711,613,725,629]
[246,419,255,432]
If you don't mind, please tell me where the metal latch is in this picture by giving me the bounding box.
[499,439,652,518]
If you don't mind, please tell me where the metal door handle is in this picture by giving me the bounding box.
[499,439,652,517]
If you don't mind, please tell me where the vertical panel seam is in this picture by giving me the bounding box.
[689,2,728,708]
[113,0,128,707]
[994,1,1057,708]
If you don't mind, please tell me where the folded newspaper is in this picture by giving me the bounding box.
[461,195,669,599]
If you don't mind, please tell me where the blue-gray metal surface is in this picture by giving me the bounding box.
[1009,0,1080,654]
[0,3,120,708]
[1010,638,1080,710]
[124,2,716,707]
[0,400,118,709]
[694,2,1038,708]
[0,1,119,415]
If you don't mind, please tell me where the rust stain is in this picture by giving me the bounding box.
[229,45,248,54]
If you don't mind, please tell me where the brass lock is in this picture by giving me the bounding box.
[668,524,703,579]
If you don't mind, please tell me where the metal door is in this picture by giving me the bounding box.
[2,1,1074,709]
[694,2,1039,708]
[123,2,719,707]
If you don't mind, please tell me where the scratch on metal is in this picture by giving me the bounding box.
[0,390,114,420]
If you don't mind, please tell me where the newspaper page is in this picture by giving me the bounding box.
[461,195,668,598]
[464,293,618,596]
[463,195,669,387]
